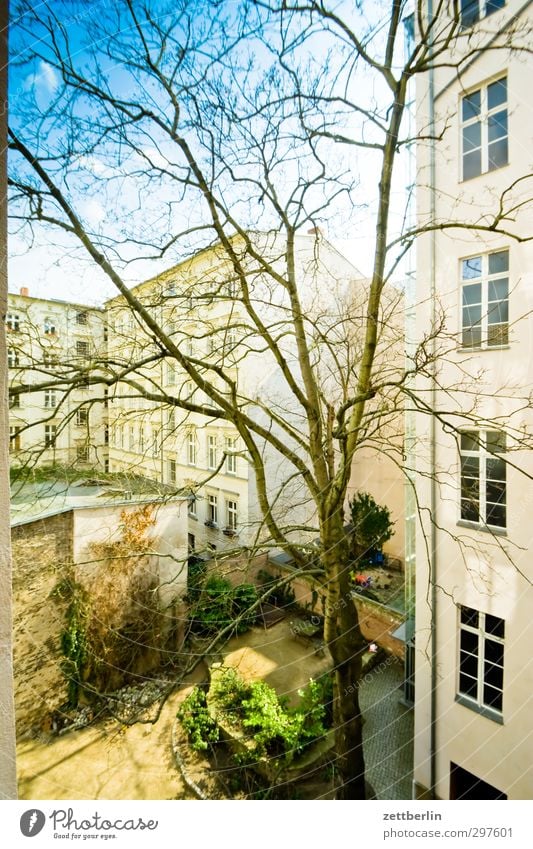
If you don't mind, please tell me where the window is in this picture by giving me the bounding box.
[44,424,57,448]
[8,348,19,368]
[105,425,110,447]
[188,497,197,519]
[169,459,177,483]
[43,350,59,366]
[225,437,237,474]
[450,763,507,800]
[139,426,144,452]
[167,363,176,386]
[460,0,505,29]
[44,389,57,409]
[457,605,505,717]
[76,311,88,325]
[76,409,88,426]
[76,443,89,462]
[9,427,21,452]
[226,500,238,532]
[44,316,56,335]
[462,77,508,180]
[461,250,508,348]
[9,392,20,409]
[187,430,197,465]
[208,435,217,470]
[6,313,20,331]
[207,494,218,525]
[460,430,506,528]
[76,340,90,359]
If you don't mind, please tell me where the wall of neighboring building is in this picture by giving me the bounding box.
[414,0,533,801]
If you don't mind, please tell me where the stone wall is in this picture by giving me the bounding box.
[11,511,73,739]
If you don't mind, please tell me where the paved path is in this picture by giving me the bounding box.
[360,656,413,800]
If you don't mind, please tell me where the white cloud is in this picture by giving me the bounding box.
[23,60,60,94]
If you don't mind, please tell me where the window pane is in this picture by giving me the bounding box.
[485,640,504,664]
[461,432,479,452]
[488,138,508,170]
[488,110,507,143]
[487,302,508,325]
[461,0,480,27]
[486,481,506,509]
[461,606,479,628]
[485,615,505,638]
[463,304,482,327]
[486,431,506,453]
[483,684,503,711]
[488,78,507,111]
[460,650,479,678]
[459,673,478,698]
[486,502,506,527]
[462,455,480,477]
[460,629,479,655]
[485,0,505,14]
[462,257,482,279]
[462,89,481,121]
[463,282,482,304]
[461,498,480,521]
[488,250,509,275]
[463,327,483,348]
[488,277,508,301]
[463,121,482,152]
[484,661,504,690]
[463,150,482,180]
[486,456,505,481]
[487,324,508,346]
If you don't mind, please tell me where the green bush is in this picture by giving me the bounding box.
[189,575,258,635]
[177,687,220,751]
[348,491,394,557]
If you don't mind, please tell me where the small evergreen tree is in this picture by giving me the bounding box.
[348,492,394,561]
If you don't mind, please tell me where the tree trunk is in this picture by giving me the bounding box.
[322,511,367,799]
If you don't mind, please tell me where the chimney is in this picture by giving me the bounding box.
[20,286,29,297]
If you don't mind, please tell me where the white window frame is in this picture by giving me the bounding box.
[6,313,20,332]
[44,316,56,335]
[226,499,238,532]
[168,459,177,483]
[44,424,57,448]
[9,426,21,451]
[207,435,218,470]
[459,430,506,529]
[76,408,88,426]
[225,436,237,475]
[461,76,508,181]
[7,348,19,368]
[207,494,218,525]
[457,605,505,720]
[460,0,506,29]
[460,249,509,349]
[44,389,57,409]
[188,496,197,519]
[167,363,176,385]
[187,430,197,466]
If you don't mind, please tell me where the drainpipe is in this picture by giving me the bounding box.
[427,0,438,801]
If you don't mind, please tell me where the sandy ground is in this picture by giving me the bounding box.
[17,620,332,800]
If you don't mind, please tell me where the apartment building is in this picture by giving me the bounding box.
[7,230,406,564]
[105,230,393,555]
[7,290,108,470]
[413,0,533,799]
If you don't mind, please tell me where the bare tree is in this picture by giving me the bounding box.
[7,0,533,798]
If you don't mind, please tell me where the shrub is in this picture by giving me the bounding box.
[177,687,220,751]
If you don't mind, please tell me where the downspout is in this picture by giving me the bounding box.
[427,0,438,801]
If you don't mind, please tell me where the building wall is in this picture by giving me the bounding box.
[7,292,108,470]
[414,0,533,800]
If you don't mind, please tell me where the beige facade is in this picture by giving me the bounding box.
[8,231,406,564]
[7,291,108,471]
[413,0,533,800]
